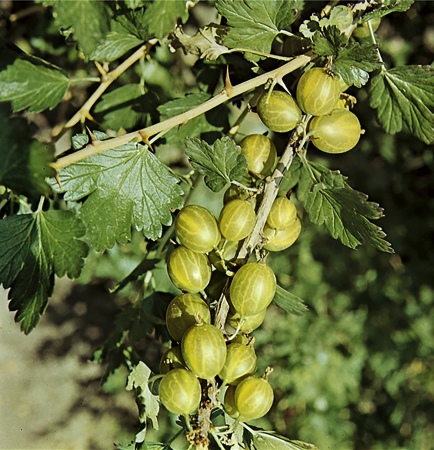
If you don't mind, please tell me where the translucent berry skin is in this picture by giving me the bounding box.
[159,345,186,374]
[226,308,267,334]
[234,376,274,422]
[240,134,277,176]
[296,67,342,116]
[166,293,211,342]
[223,385,239,418]
[230,263,276,316]
[219,342,257,385]
[219,199,256,242]
[159,368,201,416]
[167,246,211,293]
[175,205,220,253]
[263,217,302,252]
[181,323,227,380]
[309,108,362,154]
[257,91,302,133]
[266,197,297,230]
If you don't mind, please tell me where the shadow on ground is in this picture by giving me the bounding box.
[0,279,139,450]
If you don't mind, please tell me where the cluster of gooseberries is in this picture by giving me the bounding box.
[156,67,355,440]
[158,173,302,431]
[256,66,362,154]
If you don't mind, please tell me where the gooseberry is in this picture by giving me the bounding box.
[181,323,227,380]
[262,217,302,252]
[296,67,342,116]
[219,199,256,242]
[175,205,220,253]
[230,263,276,316]
[309,108,362,154]
[226,307,267,334]
[167,245,211,293]
[219,342,257,385]
[159,345,185,374]
[256,90,302,133]
[158,368,201,416]
[239,134,277,176]
[266,197,298,230]
[166,293,211,342]
[234,376,274,422]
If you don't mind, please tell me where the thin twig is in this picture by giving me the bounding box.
[51,52,315,171]
[52,40,158,140]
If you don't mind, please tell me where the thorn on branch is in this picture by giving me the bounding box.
[139,130,154,151]
[225,66,234,97]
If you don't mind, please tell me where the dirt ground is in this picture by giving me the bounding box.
[0,279,138,450]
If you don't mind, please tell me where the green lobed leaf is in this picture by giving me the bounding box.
[369,66,434,145]
[52,0,111,58]
[273,285,308,316]
[142,0,191,39]
[334,41,382,87]
[0,209,88,333]
[244,426,319,450]
[94,84,153,131]
[216,0,299,61]
[126,361,159,431]
[0,51,70,113]
[158,93,228,143]
[90,31,143,62]
[311,26,347,57]
[52,134,183,251]
[184,136,248,192]
[0,107,55,197]
[297,161,394,253]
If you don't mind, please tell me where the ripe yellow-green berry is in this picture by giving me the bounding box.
[219,199,256,242]
[167,246,211,293]
[257,90,302,133]
[159,368,201,416]
[181,323,227,380]
[239,134,277,176]
[309,108,362,154]
[175,205,220,253]
[296,67,342,116]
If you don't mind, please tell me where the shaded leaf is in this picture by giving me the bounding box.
[90,31,143,62]
[52,0,111,57]
[142,0,190,39]
[0,209,88,333]
[94,84,153,130]
[297,162,393,253]
[369,66,434,144]
[273,285,308,316]
[216,0,299,61]
[0,51,70,113]
[158,93,228,143]
[184,136,248,192]
[52,134,183,251]
[0,108,55,197]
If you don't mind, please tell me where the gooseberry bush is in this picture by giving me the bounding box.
[0,1,433,449]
